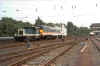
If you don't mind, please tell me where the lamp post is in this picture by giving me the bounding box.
[60,5,65,39]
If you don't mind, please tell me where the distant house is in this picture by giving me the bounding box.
[90,23,100,31]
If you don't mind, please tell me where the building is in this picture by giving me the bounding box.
[90,23,100,31]
[90,23,100,36]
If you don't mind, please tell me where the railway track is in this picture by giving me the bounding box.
[89,38,100,66]
[0,39,65,49]
[90,38,100,51]
[43,44,75,66]
[0,41,69,61]
[0,40,73,55]
[0,40,77,66]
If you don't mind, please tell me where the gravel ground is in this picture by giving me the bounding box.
[0,40,72,55]
[0,46,25,54]
[22,44,72,66]
[54,43,81,66]
[22,40,80,66]
[89,40,100,66]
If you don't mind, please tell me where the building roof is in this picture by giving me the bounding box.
[90,23,100,27]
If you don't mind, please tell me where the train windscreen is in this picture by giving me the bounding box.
[24,27,36,34]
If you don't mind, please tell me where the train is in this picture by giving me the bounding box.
[14,25,67,41]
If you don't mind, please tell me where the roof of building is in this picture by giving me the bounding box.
[90,23,100,27]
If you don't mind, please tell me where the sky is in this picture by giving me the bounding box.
[0,0,100,27]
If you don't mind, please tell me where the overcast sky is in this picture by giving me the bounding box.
[0,0,100,27]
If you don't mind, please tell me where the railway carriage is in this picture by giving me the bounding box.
[39,25,67,39]
[14,25,67,41]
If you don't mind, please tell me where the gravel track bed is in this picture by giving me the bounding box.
[0,40,72,55]
[0,42,69,66]
[22,44,71,66]
[90,39,100,66]
[21,40,79,66]
[54,42,81,66]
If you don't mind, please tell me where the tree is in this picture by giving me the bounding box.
[35,17,46,26]
[78,27,91,36]
[0,17,32,36]
[46,23,55,27]
[67,21,75,36]
[55,23,61,27]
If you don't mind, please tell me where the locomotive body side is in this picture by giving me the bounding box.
[14,26,40,41]
[38,25,67,39]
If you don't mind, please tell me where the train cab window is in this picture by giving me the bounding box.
[24,27,36,34]
[36,28,40,34]
[19,31,23,34]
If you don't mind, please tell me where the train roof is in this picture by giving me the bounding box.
[24,26,40,29]
[37,25,61,28]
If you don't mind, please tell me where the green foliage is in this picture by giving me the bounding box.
[78,27,91,36]
[46,23,55,27]
[67,21,75,36]
[0,17,32,36]
[55,23,60,27]
[67,21,91,37]
[35,17,46,26]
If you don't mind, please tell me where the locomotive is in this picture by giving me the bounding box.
[14,25,67,41]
